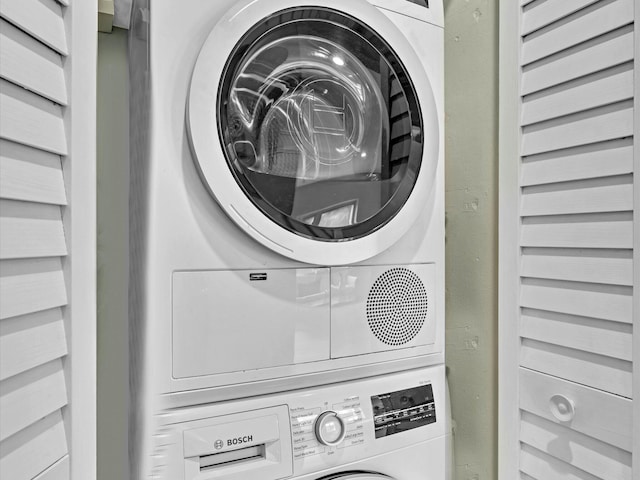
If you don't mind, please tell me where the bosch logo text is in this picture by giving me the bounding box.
[227,435,253,446]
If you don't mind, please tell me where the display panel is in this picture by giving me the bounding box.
[370,384,435,438]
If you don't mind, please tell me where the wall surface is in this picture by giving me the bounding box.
[444,0,498,479]
[97,28,130,480]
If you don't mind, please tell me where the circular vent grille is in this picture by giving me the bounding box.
[366,268,428,346]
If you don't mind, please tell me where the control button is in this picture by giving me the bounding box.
[314,411,346,446]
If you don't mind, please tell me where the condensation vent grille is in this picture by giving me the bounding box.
[366,268,428,346]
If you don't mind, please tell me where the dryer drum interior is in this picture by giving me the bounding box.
[215,7,424,242]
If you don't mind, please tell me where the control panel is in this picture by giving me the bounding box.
[290,395,365,460]
[171,366,446,480]
[287,370,442,477]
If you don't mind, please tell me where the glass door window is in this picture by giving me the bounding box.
[217,7,424,242]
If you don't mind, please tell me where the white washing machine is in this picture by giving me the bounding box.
[147,366,451,480]
[128,0,444,477]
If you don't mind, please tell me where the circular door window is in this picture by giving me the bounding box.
[188,0,439,264]
[217,7,423,241]
[318,473,393,480]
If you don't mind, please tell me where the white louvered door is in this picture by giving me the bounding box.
[0,1,96,479]
[500,0,638,479]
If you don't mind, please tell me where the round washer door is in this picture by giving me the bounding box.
[317,473,393,480]
[188,0,439,265]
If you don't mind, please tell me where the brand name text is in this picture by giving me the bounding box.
[227,435,253,446]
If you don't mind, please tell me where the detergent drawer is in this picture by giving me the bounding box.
[172,268,330,379]
[183,405,292,480]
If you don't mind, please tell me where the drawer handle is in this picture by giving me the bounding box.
[549,394,575,423]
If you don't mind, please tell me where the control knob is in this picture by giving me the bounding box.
[314,410,346,446]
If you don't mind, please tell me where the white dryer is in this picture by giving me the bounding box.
[128,0,444,476]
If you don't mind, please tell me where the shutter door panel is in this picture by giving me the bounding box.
[0,19,67,105]
[521,100,633,156]
[0,410,67,480]
[520,279,632,324]
[0,258,67,320]
[520,368,633,451]
[0,79,67,156]
[522,0,634,65]
[521,248,633,286]
[521,309,632,362]
[520,411,632,479]
[522,0,600,35]
[521,26,633,96]
[521,138,633,186]
[520,175,633,216]
[0,359,67,441]
[33,456,69,480]
[501,0,635,477]
[0,309,67,381]
[521,444,603,480]
[0,140,67,206]
[0,0,68,55]
[0,0,94,477]
[521,339,632,398]
[0,200,67,259]
[521,213,633,249]
[521,63,634,126]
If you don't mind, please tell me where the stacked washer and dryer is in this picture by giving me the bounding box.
[128,0,449,479]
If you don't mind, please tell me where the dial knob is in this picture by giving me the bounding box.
[314,411,346,446]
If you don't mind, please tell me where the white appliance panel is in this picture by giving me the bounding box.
[331,264,436,358]
[172,269,330,378]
